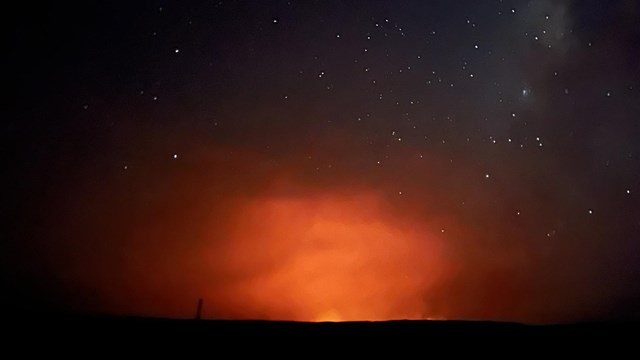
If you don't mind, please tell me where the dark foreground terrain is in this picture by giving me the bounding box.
[5,314,639,353]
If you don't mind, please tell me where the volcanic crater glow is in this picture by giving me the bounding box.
[204,193,447,321]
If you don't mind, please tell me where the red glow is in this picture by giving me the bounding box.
[203,192,448,321]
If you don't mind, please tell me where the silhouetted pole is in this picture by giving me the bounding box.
[195,298,203,320]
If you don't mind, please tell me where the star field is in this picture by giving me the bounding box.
[5,0,640,322]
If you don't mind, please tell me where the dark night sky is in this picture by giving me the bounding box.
[5,0,640,323]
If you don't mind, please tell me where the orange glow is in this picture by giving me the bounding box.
[203,192,448,321]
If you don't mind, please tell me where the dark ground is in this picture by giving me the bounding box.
[4,314,639,354]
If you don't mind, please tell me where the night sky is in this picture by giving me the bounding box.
[5,0,640,323]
